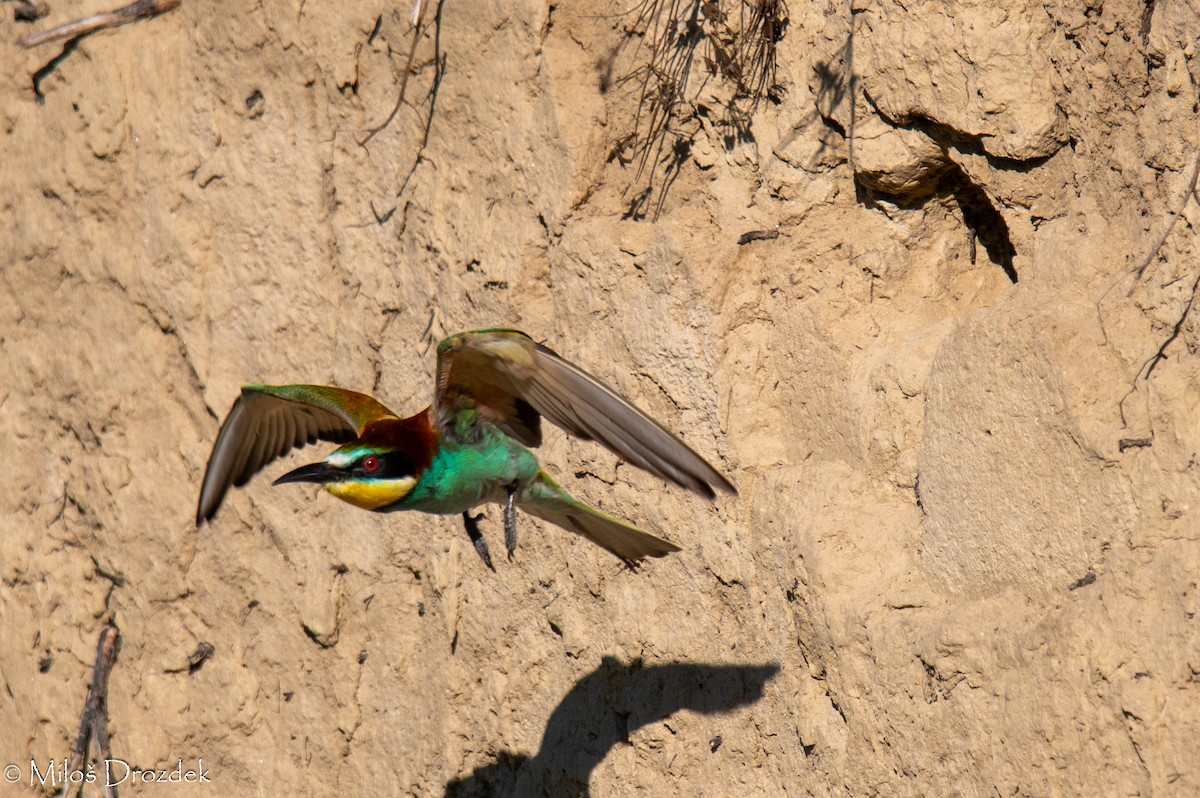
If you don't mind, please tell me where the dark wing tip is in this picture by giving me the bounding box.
[195,499,216,527]
[196,483,225,526]
[196,481,215,527]
[658,454,737,501]
[621,538,682,569]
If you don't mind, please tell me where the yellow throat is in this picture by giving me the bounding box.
[324,477,416,511]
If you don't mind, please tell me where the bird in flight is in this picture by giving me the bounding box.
[196,329,735,567]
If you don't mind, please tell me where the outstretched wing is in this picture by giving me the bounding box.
[196,384,399,525]
[435,329,736,499]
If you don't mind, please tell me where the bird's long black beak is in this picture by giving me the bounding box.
[273,462,342,486]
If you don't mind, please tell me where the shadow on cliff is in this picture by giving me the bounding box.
[443,657,780,797]
[812,24,1019,283]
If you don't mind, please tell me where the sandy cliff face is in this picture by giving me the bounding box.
[2,0,1198,794]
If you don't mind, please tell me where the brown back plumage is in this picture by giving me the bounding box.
[435,329,736,499]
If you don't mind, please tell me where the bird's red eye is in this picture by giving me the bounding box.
[362,456,381,473]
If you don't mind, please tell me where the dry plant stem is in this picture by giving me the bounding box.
[1098,148,1199,356]
[1127,151,1200,293]
[395,0,448,199]
[1141,268,1200,381]
[361,2,432,146]
[20,0,180,48]
[627,1,702,185]
[617,1,787,219]
[617,0,705,218]
[62,624,121,798]
[1111,151,1200,429]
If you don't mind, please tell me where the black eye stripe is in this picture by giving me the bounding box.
[354,453,415,479]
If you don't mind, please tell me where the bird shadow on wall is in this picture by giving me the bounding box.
[443,657,780,797]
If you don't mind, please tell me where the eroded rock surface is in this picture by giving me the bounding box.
[2,0,1198,794]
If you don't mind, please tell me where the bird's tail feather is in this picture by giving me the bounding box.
[518,471,680,563]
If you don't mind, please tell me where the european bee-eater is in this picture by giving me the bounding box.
[196,329,735,566]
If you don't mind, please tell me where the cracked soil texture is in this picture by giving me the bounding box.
[2,0,1199,795]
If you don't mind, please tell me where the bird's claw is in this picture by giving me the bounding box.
[504,484,518,561]
[461,511,494,571]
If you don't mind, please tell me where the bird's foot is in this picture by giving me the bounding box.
[504,484,518,561]
[461,511,494,571]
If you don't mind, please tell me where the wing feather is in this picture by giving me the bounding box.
[558,394,671,479]
[277,411,294,460]
[244,417,273,486]
[525,376,698,493]
[436,330,735,499]
[196,384,398,525]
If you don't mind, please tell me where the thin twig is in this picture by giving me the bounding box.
[1141,267,1200,380]
[20,0,179,49]
[360,2,432,146]
[62,624,121,798]
[1127,151,1200,293]
[1111,156,1200,430]
[395,0,447,199]
[616,1,787,219]
[1097,147,1200,358]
